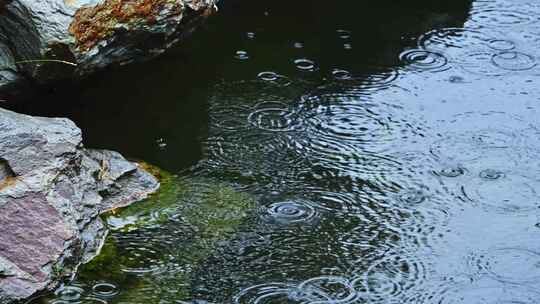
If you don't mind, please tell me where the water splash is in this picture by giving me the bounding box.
[398,49,449,72]
[247,101,302,132]
[294,58,317,71]
[261,200,320,224]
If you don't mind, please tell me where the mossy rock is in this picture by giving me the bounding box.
[73,165,257,303]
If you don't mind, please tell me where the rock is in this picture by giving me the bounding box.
[0,108,159,303]
[0,0,217,100]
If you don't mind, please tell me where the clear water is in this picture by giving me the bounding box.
[22,0,540,303]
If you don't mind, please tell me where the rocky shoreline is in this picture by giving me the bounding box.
[0,0,217,101]
[0,108,160,303]
[0,0,218,302]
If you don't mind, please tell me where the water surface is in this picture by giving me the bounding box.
[25,0,540,303]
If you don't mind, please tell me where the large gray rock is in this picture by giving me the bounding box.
[0,0,217,99]
[0,108,159,303]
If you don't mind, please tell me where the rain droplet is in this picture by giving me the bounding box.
[233,283,294,304]
[263,200,318,224]
[235,50,249,60]
[92,282,118,297]
[256,71,291,86]
[488,39,515,51]
[257,71,279,81]
[361,253,427,301]
[479,169,505,180]
[331,69,352,80]
[459,52,510,76]
[399,190,427,205]
[470,8,535,28]
[449,75,466,83]
[156,138,167,150]
[336,29,352,39]
[247,101,300,132]
[475,248,540,283]
[297,276,358,303]
[438,166,465,178]
[55,285,84,301]
[491,51,537,71]
[294,58,316,71]
[461,173,539,213]
[399,49,449,71]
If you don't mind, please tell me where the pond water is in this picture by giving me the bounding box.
[24,0,540,303]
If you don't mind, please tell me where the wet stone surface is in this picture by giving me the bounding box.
[21,0,540,303]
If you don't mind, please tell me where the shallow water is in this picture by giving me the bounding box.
[25,0,540,303]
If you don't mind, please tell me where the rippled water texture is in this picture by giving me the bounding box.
[28,0,540,303]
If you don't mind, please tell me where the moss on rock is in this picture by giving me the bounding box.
[72,165,257,303]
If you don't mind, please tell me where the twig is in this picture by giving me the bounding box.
[15,59,77,67]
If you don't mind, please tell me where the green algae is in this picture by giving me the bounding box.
[74,164,257,303]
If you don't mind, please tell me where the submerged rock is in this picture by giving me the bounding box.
[61,176,257,303]
[0,0,217,100]
[0,108,159,303]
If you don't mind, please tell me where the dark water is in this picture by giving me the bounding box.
[24,0,540,303]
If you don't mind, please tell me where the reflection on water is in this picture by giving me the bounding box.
[27,0,540,303]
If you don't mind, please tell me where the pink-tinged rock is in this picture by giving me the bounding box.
[0,108,159,303]
[0,193,75,283]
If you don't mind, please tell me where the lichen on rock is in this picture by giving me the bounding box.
[69,0,184,51]
[0,0,218,101]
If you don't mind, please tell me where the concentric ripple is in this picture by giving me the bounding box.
[92,282,119,298]
[331,69,353,80]
[358,69,400,92]
[294,58,316,71]
[50,297,108,304]
[458,52,511,76]
[398,189,428,205]
[235,51,250,60]
[470,8,536,28]
[478,169,505,180]
[296,276,359,303]
[336,29,352,39]
[298,91,423,153]
[262,200,319,224]
[233,283,299,304]
[113,228,176,274]
[488,39,516,51]
[338,222,403,270]
[233,277,358,304]
[357,252,428,303]
[491,51,537,71]
[54,285,85,301]
[203,133,310,182]
[434,285,540,304]
[461,172,540,213]
[398,49,449,72]
[300,187,366,215]
[257,72,292,86]
[247,101,302,132]
[430,130,517,162]
[303,103,391,144]
[435,165,466,178]
[468,248,540,283]
[418,28,495,55]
